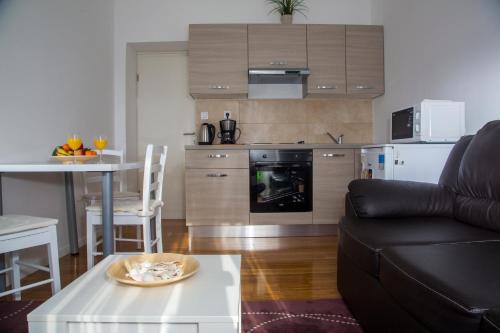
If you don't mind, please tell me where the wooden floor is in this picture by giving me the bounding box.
[5,220,340,302]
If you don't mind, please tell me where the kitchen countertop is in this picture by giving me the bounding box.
[185,143,368,150]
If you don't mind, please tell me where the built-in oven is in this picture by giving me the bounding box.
[250,150,313,213]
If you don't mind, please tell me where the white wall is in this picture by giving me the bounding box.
[0,0,114,258]
[125,45,139,190]
[113,0,373,155]
[372,0,500,142]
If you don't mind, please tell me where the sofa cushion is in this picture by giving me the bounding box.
[455,120,500,231]
[379,241,500,333]
[482,309,500,333]
[455,195,500,232]
[339,216,500,277]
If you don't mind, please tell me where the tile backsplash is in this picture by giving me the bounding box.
[195,99,373,144]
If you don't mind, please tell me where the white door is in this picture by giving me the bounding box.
[137,52,195,219]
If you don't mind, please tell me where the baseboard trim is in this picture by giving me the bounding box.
[188,224,338,238]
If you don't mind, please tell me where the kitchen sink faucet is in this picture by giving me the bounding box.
[326,132,344,144]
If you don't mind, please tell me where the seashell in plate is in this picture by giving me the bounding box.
[125,261,183,282]
[106,253,199,287]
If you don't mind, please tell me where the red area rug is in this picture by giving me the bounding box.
[0,300,42,333]
[1,299,362,333]
[242,299,363,333]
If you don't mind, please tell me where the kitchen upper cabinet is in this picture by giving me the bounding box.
[313,149,355,224]
[307,25,346,96]
[188,24,248,99]
[346,25,385,97]
[248,24,307,68]
[188,23,384,99]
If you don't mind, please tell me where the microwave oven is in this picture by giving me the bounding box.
[391,99,465,143]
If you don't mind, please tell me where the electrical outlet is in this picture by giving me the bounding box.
[224,111,232,119]
[200,112,208,120]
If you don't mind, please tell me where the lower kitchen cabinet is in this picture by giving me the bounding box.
[185,168,249,226]
[250,212,312,225]
[313,149,355,224]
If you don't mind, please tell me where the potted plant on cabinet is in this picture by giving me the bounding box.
[266,0,308,24]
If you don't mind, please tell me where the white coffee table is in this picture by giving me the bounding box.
[28,254,241,333]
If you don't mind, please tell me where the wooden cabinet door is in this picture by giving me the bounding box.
[185,168,249,226]
[307,25,346,96]
[346,25,384,97]
[189,24,248,98]
[185,150,249,169]
[248,24,307,68]
[313,149,355,224]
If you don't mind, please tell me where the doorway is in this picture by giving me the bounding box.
[137,51,195,219]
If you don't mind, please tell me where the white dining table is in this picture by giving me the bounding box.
[0,159,142,291]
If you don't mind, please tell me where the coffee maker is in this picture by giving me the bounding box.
[218,113,241,144]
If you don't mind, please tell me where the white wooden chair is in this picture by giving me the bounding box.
[82,149,139,204]
[86,144,168,269]
[0,215,61,300]
[82,149,141,248]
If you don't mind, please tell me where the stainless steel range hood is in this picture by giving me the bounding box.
[249,69,310,76]
[248,68,310,99]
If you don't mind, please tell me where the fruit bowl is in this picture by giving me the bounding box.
[50,155,98,164]
[51,142,98,163]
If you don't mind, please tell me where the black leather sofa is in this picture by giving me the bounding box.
[338,120,500,333]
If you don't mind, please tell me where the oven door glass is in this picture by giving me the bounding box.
[250,162,312,213]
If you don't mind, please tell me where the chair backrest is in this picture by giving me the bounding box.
[141,145,168,215]
[83,149,126,194]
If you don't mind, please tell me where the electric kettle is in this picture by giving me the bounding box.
[198,123,216,145]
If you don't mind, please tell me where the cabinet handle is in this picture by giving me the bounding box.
[208,154,228,158]
[354,85,373,90]
[207,173,228,178]
[208,85,230,90]
[316,85,337,90]
[322,153,346,158]
[269,60,288,66]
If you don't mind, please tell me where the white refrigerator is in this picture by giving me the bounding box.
[360,144,455,184]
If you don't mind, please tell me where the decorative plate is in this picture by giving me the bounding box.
[106,253,200,287]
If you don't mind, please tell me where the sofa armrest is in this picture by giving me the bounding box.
[347,179,455,218]
[482,309,500,333]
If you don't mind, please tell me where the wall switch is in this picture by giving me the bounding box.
[200,112,208,120]
[224,111,232,119]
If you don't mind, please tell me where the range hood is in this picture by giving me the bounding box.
[248,68,310,99]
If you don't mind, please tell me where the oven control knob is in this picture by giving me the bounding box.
[262,154,267,159]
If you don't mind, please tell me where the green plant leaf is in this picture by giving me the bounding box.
[266,0,308,17]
